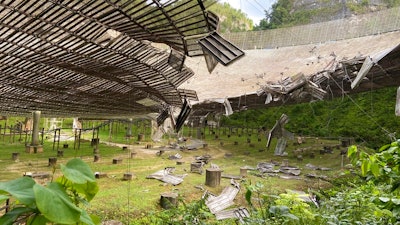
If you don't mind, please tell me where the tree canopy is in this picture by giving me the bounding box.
[209,2,253,33]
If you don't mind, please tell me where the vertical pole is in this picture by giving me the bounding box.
[108,121,112,142]
[41,128,44,145]
[53,129,57,151]
[3,121,6,142]
[96,128,99,149]
[25,130,28,145]
[78,129,81,150]
[57,129,60,150]
[9,126,12,144]
[74,129,77,150]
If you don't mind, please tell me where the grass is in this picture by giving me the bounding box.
[0,126,352,223]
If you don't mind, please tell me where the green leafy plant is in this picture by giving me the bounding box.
[0,158,100,225]
[347,141,400,186]
[346,141,400,221]
[319,182,394,224]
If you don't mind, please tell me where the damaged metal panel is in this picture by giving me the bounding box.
[205,184,240,214]
[234,207,251,223]
[351,44,399,89]
[178,89,199,101]
[205,180,249,223]
[274,138,287,156]
[205,11,220,32]
[307,80,327,100]
[146,169,185,186]
[351,56,374,89]
[156,108,169,126]
[175,99,192,132]
[199,31,245,66]
[215,207,250,222]
[168,48,186,71]
[267,114,293,149]
[203,50,219,73]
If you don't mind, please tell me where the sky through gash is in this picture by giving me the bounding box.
[218,0,276,25]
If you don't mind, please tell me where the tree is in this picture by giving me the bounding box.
[209,2,253,33]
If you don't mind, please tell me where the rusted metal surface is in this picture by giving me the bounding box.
[0,0,242,118]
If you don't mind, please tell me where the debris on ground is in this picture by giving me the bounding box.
[256,162,301,179]
[146,167,186,185]
[195,154,212,164]
[305,173,329,180]
[280,166,301,176]
[102,220,123,225]
[190,161,205,174]
[257,162,279,173]
[168,153,182,160]
[23,172,50,179]
[285,190,319,207]
[186,139,207,150]
[210,163,220,169]
[305,163,332,171]
[221,174,242,180]
[204,179,249,223]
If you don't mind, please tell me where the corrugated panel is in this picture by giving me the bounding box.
[199,32,245,66]
[206,185,239,214]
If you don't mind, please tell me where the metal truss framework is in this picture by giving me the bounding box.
[0,0,243,117]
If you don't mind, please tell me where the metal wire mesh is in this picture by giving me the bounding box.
[223,7,400,50]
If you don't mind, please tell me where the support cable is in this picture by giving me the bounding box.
[330,73,396,141]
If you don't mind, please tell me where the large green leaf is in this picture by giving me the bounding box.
[347,145,358,158]
[57,177,99,202]
[0,194,9,203]
[369,155,380,177]
[361,160,370,176]
[61,158,95,184]
[33,182,81,224]
[370,161,380,177]
[74,181,99,201]
[26,214,50,225]
[79,210,101,225]
[0,177,36,207]
[379,143,391,152]
[0,207,34,225]
[245,189,252,206]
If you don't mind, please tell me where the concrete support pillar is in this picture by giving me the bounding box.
[31,111,40,146]
[126,118,133,137]
[26,111,43,153]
